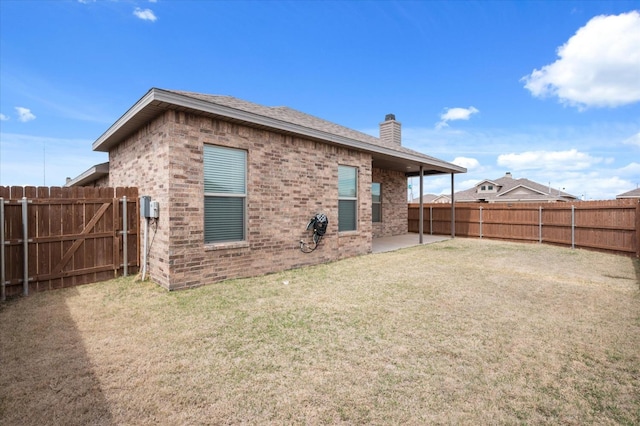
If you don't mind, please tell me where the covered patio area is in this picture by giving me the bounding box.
[372,233,450,254]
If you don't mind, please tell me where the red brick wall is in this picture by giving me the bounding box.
[94,175,110,187]
[372,167,408,238]
[109,110,394,290]
[108,112,172,286]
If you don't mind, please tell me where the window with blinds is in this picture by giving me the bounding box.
[203,145,247,243]
[372,182,381,222]
[338,165,357,232]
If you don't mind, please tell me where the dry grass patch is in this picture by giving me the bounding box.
[1,238,639,424]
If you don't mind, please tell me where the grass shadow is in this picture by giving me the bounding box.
[0,288,112,425]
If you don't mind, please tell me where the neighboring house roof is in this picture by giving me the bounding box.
[64,162,109,187]
[475,179,499,187]
[92,88,465,177]
[410,194,451,203]
[616,188,640,199]
[455,173,579,203]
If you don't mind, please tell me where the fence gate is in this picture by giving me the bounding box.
[1,186,139,300]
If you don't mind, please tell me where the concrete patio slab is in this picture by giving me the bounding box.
[372,233,451,253]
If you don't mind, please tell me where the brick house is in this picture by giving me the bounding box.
[69,88,465,290]
[454,172,579,203]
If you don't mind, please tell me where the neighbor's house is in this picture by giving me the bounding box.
[616,188,640,200]
[410,194,451,204]
[454,172,579,203]
[67,88,465,290]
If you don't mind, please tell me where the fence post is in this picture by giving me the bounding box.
[450,173,455,238]
[1,198,5,302]
[418,166,424,244]
[429,206,433,235]
[539,206,543,244]
[571,205,575,249]
[636,200,640,258]
[479,206,483,239]
[122,196,128,277]
[21,197,29,296]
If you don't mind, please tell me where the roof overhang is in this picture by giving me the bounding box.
[497,184,548,198]
[93,88,466,176]
[64,162,109,187]
[372,150,464,176]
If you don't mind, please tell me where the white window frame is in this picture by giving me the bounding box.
[338,165,358,232]
[203,144,247,244]
[372,182,381,223]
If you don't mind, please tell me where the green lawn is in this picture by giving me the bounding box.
[1,238,639,425]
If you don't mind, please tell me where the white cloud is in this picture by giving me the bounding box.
[618,162,640,176]
[0,113,8,121]
[441,107,479,121]
[402,123,639,200]
[452,156,480,170]
[622,132,640,147]
[457,178,482,191]
[522,11,640,109]
[15,107,36,122]
[435,106,479,129]
[497,149,602,172]
[563,174,633,200]
[134,7,157,22]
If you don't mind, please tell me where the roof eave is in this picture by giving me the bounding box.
[93,88,157,152]
[496,184,548,198]
[65,162,109,187]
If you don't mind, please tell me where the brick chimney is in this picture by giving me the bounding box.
[379,114,401,146]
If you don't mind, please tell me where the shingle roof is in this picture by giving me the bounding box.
[168,90,450,165]
[170,91,383,144]
[92,88,465,176]
[455,175,578,202]
[410,194,451,203]
[616,188,640,198]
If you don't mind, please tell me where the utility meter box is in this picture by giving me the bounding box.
[149,201,160,218]
[140,196,151,218]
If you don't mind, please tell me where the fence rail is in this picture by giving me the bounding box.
[409,199,640,257]
[1,186,139,300]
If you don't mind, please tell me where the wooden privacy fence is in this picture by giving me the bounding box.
[1,186,139,300]
[409,199,640,257]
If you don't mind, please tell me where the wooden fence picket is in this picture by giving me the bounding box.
[0,186,139,299]
[409,199,639,257]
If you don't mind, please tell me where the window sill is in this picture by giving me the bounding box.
[205,241,250,251]
[338,230,360,237]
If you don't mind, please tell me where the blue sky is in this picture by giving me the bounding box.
[1,0,639,200]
